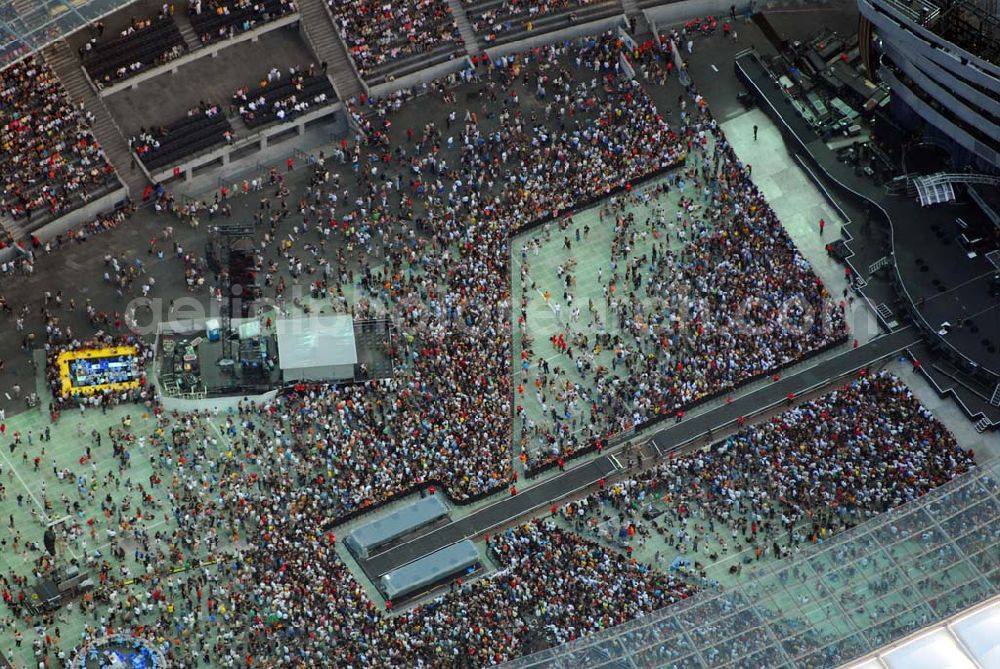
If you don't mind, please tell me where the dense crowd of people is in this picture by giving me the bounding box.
[151,32,843,509]
[0,57,114,222]
[8,405,690,668]
[467,0,605,41]
[0,368,976,667]
[558,372,974,562]
[44,334,152,410]
[223,33,694,512]
[516,127,848,470]
[328,0,462,77]
[0,19,985,669]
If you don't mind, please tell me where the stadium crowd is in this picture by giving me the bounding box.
[558,372,974,562]
[0,21,982,669]
[327,0,462,77]
[0,57,114,222]
[155,31,847,508]
[0,370,973,668]
[6,403,689,669]
[517,125,848,469]
[467,0,602,41]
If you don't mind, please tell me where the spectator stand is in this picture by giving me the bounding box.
[326,0,466,86]
[481,10,625,60]
[80,12,188,90]
[465,0,625,47]
[641,0,750,23]
[131,104,235,175]
[0,188,130,265]
[132,99,347,186]
[232,67,336,129]
[0,55,127,257]
[86,11,303,98]
[365,53,474,98]
[187,0,299,48]
[11,175,125,237]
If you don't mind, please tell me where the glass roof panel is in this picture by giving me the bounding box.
[499,460,1000,669]
[0,0,138,68]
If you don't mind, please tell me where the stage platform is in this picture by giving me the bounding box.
[152,313,395,408]
[156,328,281,398]
[735,50,1000,393]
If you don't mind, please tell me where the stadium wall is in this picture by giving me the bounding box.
[483,14,627,60]
[368,56,475,98]
[645,0,752,26]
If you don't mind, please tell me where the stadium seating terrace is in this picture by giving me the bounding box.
[131,104,234,171]
[232,65,335,128]
[188,0,299,45]
[80,12,187,87]
[327,0,464,82]
[0,56,115,225]
[465,0,623,45]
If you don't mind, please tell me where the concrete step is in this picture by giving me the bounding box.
[298,0,365,102]
[177,15,203,53]
[447,0,481,55]
[0,216,19,244]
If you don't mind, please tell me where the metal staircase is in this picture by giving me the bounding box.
[0,216,19,243]
[875,303,899,330]
[885,175,913,196]
[868,255,892,275]
[298,0,365,103]
[914,175,955,206]
[912,173,1000,207]
[991,383,1000,408]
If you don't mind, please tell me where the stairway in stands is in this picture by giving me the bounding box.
[0,215,20,247]
[176,13,204,53]
[43,42,147,199]
[446,0,481,56]
[298,0,365,102]
[616,0,653,38]
[620,0,641,20]
[9,0,35,25]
